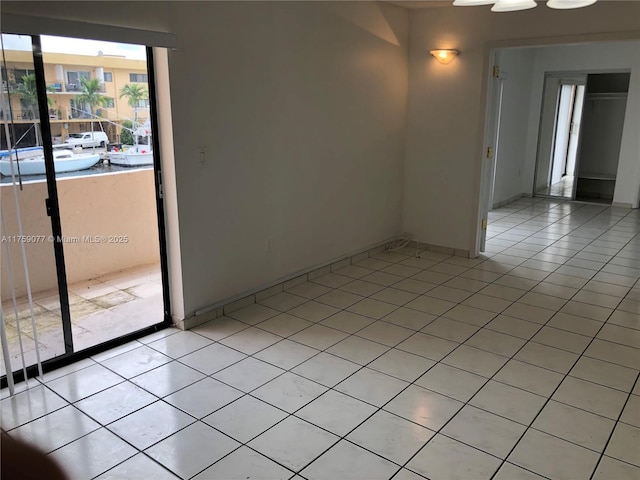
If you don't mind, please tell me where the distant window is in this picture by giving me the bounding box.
[104,72,113,82]
[136,99,150,108]
[129,73,148,83]
[104,97,115,108]
[67,71,90,84]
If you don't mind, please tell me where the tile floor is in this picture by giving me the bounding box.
[535,176,574,198]
[1,263,163,376]
[1,197,639,480]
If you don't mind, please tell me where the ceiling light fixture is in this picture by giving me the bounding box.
[430,49,461,64]
[491,0,537,12]
[546,0,597,8]
[452,0,599,10]
[452,0,495,5]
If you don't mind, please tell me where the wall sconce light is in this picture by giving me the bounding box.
[430,49,461,64]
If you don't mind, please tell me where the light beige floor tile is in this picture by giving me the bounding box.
[393,278,437,295]
[326,335,389,365]
[296,390,377,436]
[179,343,247,375]
[225,303,280,325]
[424,285,473,303]
[288,301,340,323]
[470,380,546,425]
[347,298,398,319]
[253,339,319,370]
[382,307,436,331]
[252,372,327,413]
[492,462,547,480]
[286,282,332,300]
[335,367,408,407]
[465,328,526,357]
[248,416,338,472]
[514,342,579,374]
[212,357,284,392]
[597,323,640,349]
[288,324,349,350]
[407,434,501,480]
[569,355,638,392]
[301,439,398,480]
[368,348,435,382]
[163,377,243,419]
[219,326,282,355]
[319,311,374,333]
[347,410,434,464]
[292,352,360,387]
[49,428,137,480]
[9,405,100,453]
[443,304,497,327]
[97,453,179,480]
[193,446,292,480]
[485,315,540,340]
[592,455,640,480]
[443,405,526,458]
[203,395,287,443]
[370,287,419,306]
[415,363,487,402]
[508,429,599,480]
[552,376,628,420]
[404,296,456,316]
[421,317,479,343]
[76,381,157,424]
[356,321,414,346]
[531,326,591,354]
[442,345,508,378]
[256,313,313,336]
[384,385,463,430]
[604,422,640,466]
[146,422,239,480]
[532,400,615,452]
[396,332,458,361]
[547,312,602,337]
[315,290,364,309]
[131,361,205,397]
[108,401,194,450]
[584,339,640,370]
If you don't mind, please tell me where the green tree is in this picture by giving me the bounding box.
[14,73,55,118]
[119,83,148,125]
[120,120,133,145]
[76,76,108,142]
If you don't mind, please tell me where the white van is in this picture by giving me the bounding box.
[65,131,109,148]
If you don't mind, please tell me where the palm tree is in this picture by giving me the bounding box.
[119,83,148,125]
[76,77,108,143]
[14,73,55,119]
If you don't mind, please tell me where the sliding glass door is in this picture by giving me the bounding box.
[1,32,170,385]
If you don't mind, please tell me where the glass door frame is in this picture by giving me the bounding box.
[1,32,172,387]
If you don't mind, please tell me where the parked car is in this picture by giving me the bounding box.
[64,131,109,148]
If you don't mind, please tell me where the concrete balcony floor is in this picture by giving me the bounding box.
[1,263,163,376]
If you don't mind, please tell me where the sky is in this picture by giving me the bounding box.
[1,34,146,60]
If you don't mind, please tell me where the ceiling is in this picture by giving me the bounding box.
[388,1,452,8]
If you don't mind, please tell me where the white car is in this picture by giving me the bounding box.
[65,131,109,148]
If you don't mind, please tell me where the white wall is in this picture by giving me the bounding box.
[404,2,640,252]
[168,2,409,316]
[491,48,535,206]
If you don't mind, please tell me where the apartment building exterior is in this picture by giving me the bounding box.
[1,49,148,144]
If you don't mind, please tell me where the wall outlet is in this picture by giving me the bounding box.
[197,147,206,166]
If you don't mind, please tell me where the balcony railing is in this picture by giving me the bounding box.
[65,83,80,92]
[0,110,40,121]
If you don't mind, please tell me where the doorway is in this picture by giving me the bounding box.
[533,75,586,199]
[1,32,171,387]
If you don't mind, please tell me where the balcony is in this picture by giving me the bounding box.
[1,169,163,375]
